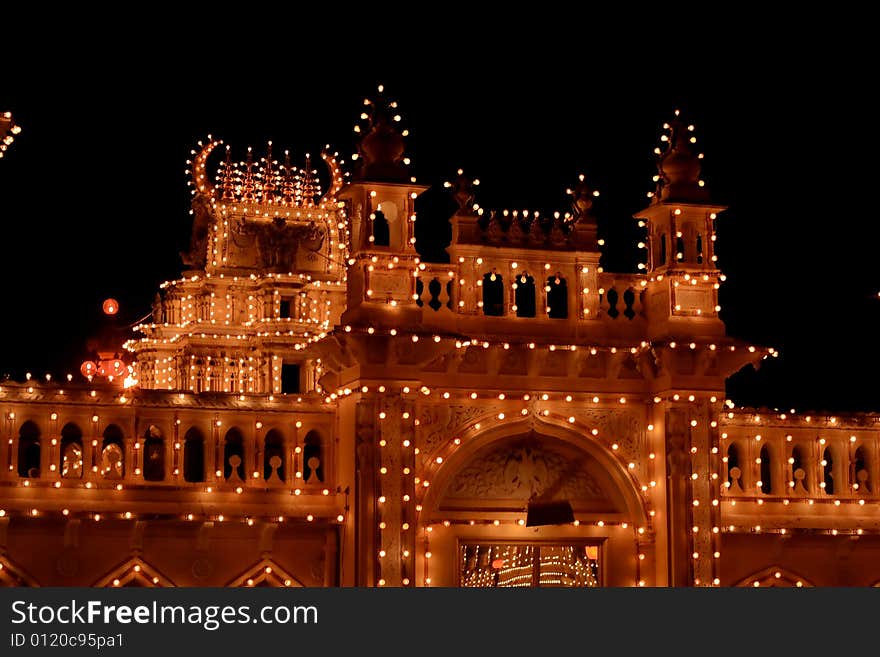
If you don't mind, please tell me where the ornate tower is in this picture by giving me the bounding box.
[127,137,348,396]
[336,86,428,326]
[635,112,769,586]
[635,111,727,340]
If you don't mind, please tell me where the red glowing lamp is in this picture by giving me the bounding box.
[80,361,97,377]
[102,298,119,315]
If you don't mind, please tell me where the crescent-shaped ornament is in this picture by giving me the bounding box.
[318,147,344,204]
[191,136,223,198]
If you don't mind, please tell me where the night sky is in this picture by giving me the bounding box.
[1,43,876,413]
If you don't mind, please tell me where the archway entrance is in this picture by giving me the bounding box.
[419,424,646,587]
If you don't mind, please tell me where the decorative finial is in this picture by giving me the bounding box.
[299,153,317,207]
[353,85,409,182]
[444,168,480,213]
[567,174,599,222]
[281,150,295,206]
[654,111,709,203]
[220,145,236,201]
[241,147,256,202]
[260,141,277,204]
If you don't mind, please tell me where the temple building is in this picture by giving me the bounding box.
[1,91,878,588]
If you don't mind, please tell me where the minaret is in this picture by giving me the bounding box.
[635,111,727,339]
[336,85,428,325]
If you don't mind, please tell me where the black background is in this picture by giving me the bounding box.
[1,26,876,413]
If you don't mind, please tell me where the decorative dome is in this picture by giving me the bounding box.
[654,110,710,203]
[353,85,409,182]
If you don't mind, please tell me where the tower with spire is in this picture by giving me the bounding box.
[635,111,727,340]
[131,136,347,396]
[336,85,428,325]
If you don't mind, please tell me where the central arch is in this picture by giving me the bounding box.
[417,415,649,587]
[420,415,648,527]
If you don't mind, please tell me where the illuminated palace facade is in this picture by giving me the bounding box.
[2,94,880,589]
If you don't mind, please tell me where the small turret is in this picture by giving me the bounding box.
[636,111,726,337]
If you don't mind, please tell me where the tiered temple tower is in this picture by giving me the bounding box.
[129,139,348,396]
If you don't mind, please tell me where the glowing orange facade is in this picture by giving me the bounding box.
[2,93,878,588]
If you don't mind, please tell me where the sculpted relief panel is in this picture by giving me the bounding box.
[417,404,646,473]
[580,408,646,472]
[443,439,606,502]
[417,404,502,456]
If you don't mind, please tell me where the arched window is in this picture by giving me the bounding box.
[513,274,536,318]
[822,447,834,494]
[791,446,808,492]
[726,443,741,489]
[546,275,568,319]
[183,427,205,483]
[676,236,685,261]
[143,426,165,482]
[303,430,324,483]
[482,272,504,316]
[17,421,41,478]
[371,210,390,246]
[101,424,125,479]
[264,429,285,481]
[659,234,667,265]
[60,423,83,479]
[224,428,245,481]
[759,444,772,494]
[855,446,870,493]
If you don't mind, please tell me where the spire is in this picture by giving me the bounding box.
[260,141,277,204]
[653,110,709,203]
[353,84,409,182]
[241,147,257,203]
[444,168,480,214]
[220,145,236,201]
[299,153,317,207]
[281,150,296,206]
[567,174,599,222]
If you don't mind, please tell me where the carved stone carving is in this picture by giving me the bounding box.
[539,350,569,376]
[181,192,214,268]
[458,346,488,374]
[417,405,645,474]
[355,401,376,447]
[243,218,326,272]
[498,348,528,375]
[444,438,606,501]
[576,408,646,471]
[418,403,501,456]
